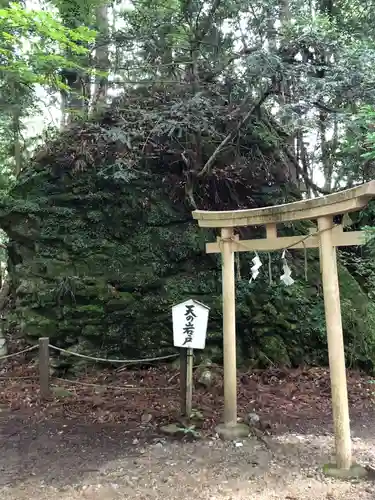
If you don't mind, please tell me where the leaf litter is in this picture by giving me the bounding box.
[1,358,375,500]
[0,358,374,431]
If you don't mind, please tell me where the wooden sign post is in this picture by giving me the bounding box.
[172,299,209,417]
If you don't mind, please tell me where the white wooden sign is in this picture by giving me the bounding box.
[172,299,209,350]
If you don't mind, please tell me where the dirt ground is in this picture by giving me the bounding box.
[1,410,375,499]
[1,364,375,499]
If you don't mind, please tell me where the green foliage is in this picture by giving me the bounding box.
[0,1,97,185]
[339,106,375,183]
[0,2,96,87]
[52,0,95,27]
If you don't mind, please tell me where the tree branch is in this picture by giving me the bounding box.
[198,84,275,177]
[202,46,260,82]
[264,115,330,195]
[194,0,221,46]
[283,142,330,195]
[311,100,338,114]
[276,90,339,114]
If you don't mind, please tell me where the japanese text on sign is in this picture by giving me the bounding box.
[182,304,196,345]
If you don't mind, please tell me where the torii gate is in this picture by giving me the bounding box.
[192,180,375,474]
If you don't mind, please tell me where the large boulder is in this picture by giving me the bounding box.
[4,160,221,359]
[0,86,374,369]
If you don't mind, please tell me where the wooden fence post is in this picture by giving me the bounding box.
[180,348,187,415]
[180,348,193,418]
[39,337,50,399]
[186,348,193,418]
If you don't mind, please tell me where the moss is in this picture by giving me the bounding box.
[81,325,99,337]
[16,279,38,296]
[106,295,135,311]
[322,463,368,480]
[338,261,375,368]
[19,310,58,338]
[259,336,291,367]
[1,93,375,371]
[46,259,73,276]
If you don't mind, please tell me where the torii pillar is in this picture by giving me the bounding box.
[192,181,375,474]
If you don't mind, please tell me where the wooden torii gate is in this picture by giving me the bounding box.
[192,180,375,473]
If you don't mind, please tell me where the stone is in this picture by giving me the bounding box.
[322,463,369,480]
[52,386,74,398]
[215,423,250,440]
[190,409,204,421]
[81,484,120,499]
[141,412,152,424]
[197,368,213,388]
[197,345,222,363]
[160,423,184,436]
[170,357,180,370]
[246,412,260,426]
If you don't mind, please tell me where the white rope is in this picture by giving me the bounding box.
[0,345,38,361]
[48,344,179,364]
[55,378,177,391]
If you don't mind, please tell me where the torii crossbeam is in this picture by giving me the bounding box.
[192,181,375,473]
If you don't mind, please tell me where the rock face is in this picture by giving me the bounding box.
[0,88,374,369]
[3,164,374,369]
[3,156,222,360]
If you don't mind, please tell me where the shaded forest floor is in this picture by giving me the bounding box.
[0,360,374,433]
[1,360,375,499]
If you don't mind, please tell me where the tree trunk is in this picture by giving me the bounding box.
[11,83,22,176]
[57,0,92,123]
[277,0,298,184]
[318,0,334,192]
[297,131,312,197]
[92,2,110,113]
[60,89,67,130]
[0,278,10,356]
[66,74,86,125]
[319,110,333,192]
[13,111,21,176]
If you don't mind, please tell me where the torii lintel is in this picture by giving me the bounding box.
[192,180,375,228]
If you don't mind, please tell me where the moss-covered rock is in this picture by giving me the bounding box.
[259,336,291,367]
[0,86,375,370]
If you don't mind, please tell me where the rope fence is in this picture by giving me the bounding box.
[48,344,179,364]
[55,378,178,391]
[0,337,181,399]
[0,344,38,361]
